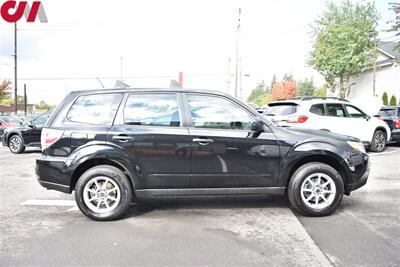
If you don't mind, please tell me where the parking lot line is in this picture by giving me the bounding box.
[21,199,76,207]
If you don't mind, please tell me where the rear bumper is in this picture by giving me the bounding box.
[35,155,72,194]
[390,129,400,142]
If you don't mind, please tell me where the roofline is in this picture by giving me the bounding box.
[68,87,231,96]
[377,47,397,59]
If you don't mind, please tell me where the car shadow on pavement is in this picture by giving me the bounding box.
[125,195,287,218]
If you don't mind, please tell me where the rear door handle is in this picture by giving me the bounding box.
[193,138,214,145]
[112,135,133,142]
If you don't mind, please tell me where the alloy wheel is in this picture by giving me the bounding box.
[374,132,385,151]
[300,173,336,210]
[9,136,21,153]
[83,176,121,214]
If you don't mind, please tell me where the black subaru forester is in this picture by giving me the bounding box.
[36,88,370,221]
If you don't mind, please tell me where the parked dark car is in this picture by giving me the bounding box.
[0,116,24,139]
[36,88,370,221]
[2,111,52,153]
[378,106,400,143]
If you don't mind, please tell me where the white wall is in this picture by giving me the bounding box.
[347,64,400,104]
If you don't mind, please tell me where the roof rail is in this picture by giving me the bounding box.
[276,96,349,102]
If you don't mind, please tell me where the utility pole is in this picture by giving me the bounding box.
[227,58,231,94]
[234,8,241,99]
[372,36,377,96]
[24,84,27,116]
[14,23,17,114]
[120,56,123,81]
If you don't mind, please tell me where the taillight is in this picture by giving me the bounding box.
[395,119,400,129]
[287,115,309,123]
[41,128,64,151]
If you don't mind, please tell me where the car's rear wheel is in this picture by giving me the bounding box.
[287,162,344,216]
[370,130,386,152]
[75,165,133,221]
[8,135,25,154]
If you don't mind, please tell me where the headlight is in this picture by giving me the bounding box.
[347,141,366,154]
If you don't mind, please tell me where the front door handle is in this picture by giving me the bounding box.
[193,138,214,145]
[112,135,133,142]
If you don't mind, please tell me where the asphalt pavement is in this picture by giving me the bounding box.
[0,144,399,266]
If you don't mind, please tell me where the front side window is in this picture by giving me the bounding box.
[67,93,123,125]
[326,104,346,117]
[187,94,255,130]
[124,94,181,127]
[345,105,365,118]
[310,104,325,116]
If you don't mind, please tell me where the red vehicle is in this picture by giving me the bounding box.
[0,116,24,139]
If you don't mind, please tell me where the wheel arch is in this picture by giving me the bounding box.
[70,158,135,193]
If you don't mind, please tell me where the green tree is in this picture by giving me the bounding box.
[247,81,271,106]
[388,2,400,39]
[0,80,11,102]
[296,78,316,96]
[269,74,277,94]
[390,95,398,106]
[382,92,388,105]
[283,72,294,82]
[309,0,379,98]
[36,100,55,111]
[313,85,327,97]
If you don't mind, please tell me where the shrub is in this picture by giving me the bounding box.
[390,95,397,106]
[382,92,388,105]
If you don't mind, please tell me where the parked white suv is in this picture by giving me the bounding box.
[263,97,391,152]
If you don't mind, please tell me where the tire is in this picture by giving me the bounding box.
[75,165,133,221]
[369,130,386,152]
[287,162,344,216]
[8,135,25,154]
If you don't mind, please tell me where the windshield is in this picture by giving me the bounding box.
[378,108,398,118]
[264,103,299,116]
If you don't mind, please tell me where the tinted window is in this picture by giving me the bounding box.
[124,94,181,127]
[378,108,398,117]
[187,94,255,130]
[265,103,298,116]
[326,104,346,117]
[310,104,325,116]
[67,93,123,125]
[345,105,365,118]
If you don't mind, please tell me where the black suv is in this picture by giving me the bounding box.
[378,106,400,143]
[2,111,52,153]
[36,88,370,221]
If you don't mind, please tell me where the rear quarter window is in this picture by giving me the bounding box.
[309,104,325,116]
[67,93,123,125]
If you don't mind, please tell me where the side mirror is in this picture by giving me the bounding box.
[251,120,264,134]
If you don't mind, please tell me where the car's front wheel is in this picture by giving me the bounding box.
[8,135,25,154]
[75,165,133,221]
[287,162,344,216]
[370,130,386,152]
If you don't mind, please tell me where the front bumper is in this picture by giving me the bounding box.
[346,167,369,192]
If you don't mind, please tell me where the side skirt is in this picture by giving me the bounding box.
[135,187,286,198]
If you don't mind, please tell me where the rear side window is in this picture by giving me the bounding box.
[123,94,181,127]
[67,93,123,125]
[326,104,346,117]
[264,103,298,116]
[310,104,325,116]
[378,108,398,117]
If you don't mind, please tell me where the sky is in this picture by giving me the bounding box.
[0,0,397,105]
